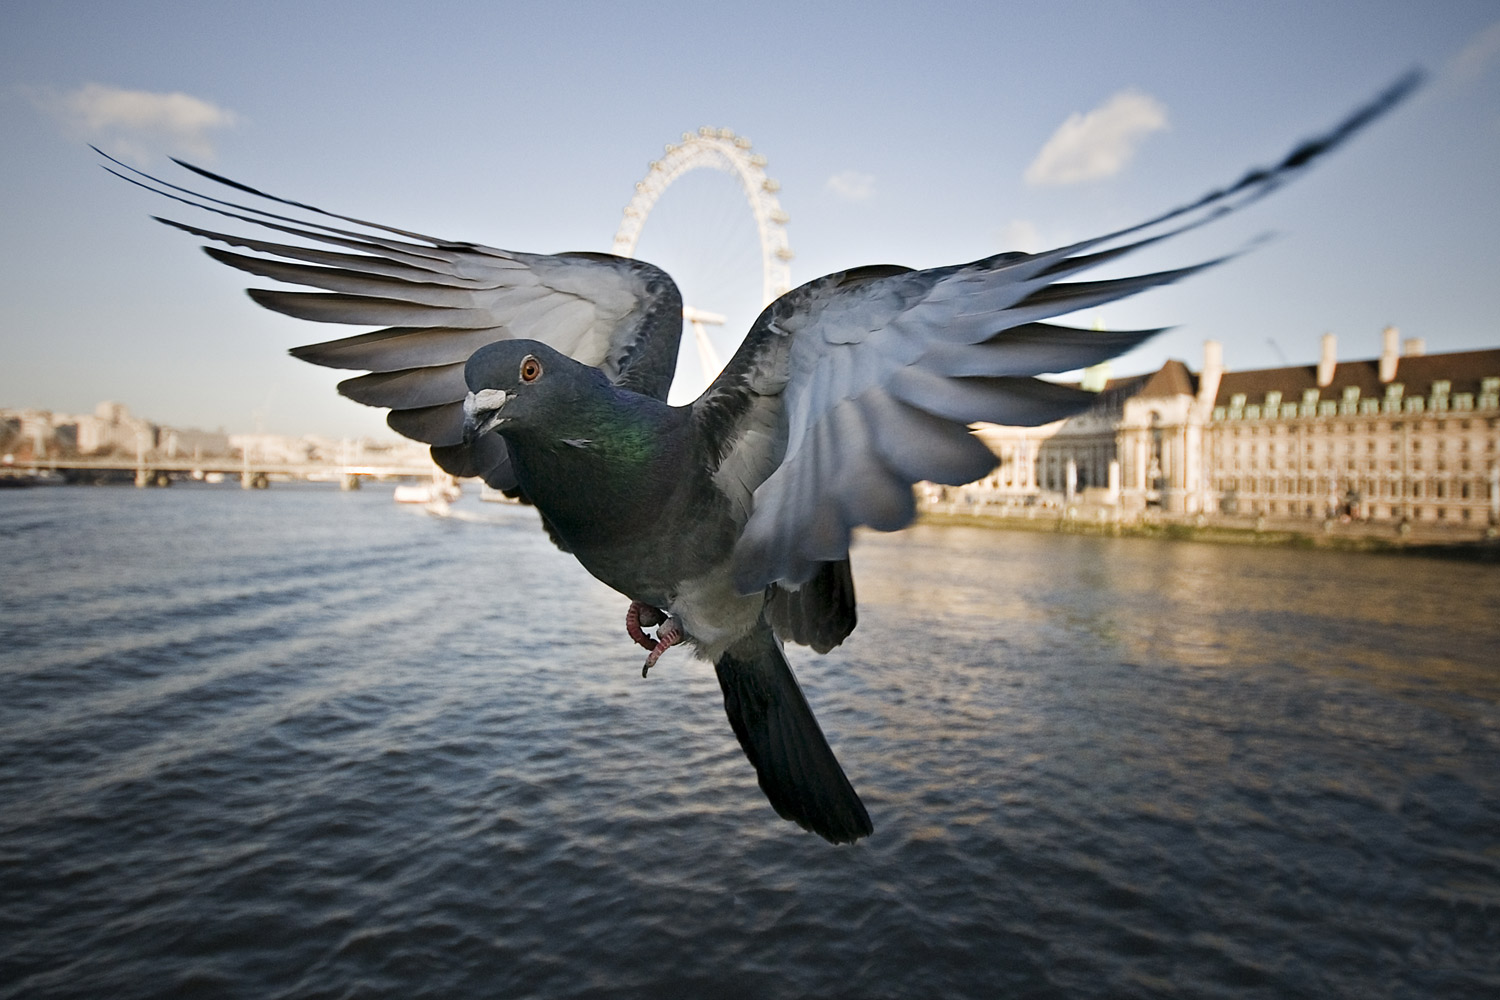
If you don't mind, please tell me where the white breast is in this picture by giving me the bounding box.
[670,563,766,661]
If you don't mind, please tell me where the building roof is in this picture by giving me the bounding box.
[1214,348,1500,406]
[1137,359,1198,399]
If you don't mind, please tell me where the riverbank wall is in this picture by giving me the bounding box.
[918,502,1500,562]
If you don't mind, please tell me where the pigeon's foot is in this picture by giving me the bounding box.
[626,601,667,651]
[641,616,684,678]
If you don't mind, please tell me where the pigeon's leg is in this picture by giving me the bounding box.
[641,617,683,678]
[626,601,667,651]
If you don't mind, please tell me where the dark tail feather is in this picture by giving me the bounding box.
[766,557,857,654]
[714,623,872,844]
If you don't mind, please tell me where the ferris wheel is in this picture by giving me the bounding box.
[613,127,793,400]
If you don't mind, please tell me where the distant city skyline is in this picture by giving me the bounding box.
[2,397,378,440]
[1,398,434,486]
[4,2,1498,439]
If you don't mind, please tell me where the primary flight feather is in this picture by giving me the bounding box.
[106,72,1418,844]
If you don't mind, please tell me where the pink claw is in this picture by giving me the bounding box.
[641,617,683,678]
[626,601,666,651]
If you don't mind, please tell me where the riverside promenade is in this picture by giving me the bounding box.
[919,499,1500,561]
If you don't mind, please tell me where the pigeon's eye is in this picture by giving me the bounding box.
[519,355,543,383]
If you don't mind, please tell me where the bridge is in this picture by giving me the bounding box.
[3,455,447,490]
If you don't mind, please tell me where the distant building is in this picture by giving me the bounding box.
[73,401,159,456]
[0,407,85,460]
[965,328,1500,527]
[160,426,232,459]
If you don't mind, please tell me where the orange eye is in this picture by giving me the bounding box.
[519,356,543,383]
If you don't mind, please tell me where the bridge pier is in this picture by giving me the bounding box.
[241,471,269,489]
[340,472,361,491]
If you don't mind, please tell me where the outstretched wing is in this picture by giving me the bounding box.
[101,152,684,489]
[695,72,1421,593]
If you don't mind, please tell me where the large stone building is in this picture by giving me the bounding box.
[73,401,160,456]
[965,328,1500,528]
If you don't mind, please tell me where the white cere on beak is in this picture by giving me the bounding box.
[464,388,511,420]
[463,388,514,440]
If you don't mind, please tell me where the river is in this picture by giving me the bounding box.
[2,484,1497,999]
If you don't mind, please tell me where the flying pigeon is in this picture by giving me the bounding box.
[103,73,1418,844]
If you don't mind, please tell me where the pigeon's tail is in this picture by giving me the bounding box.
[714,622,872,844]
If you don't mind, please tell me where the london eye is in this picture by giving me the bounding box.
[613,127,794,402]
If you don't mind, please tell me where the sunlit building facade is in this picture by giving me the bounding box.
[966,328,1500,527]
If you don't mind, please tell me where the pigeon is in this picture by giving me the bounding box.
[103,72,1418,844]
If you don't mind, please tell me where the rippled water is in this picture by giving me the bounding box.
[2,485,1498,999]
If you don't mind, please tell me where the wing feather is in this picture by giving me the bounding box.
[336,364,467,410]
[161,219,494,283]
[430,433,517,492]
[924,323,1164,377]
[386,401,464,446]
[862,391,1000,486]
[887,369,1097,427]
[203,247,505,301]
[290,326,514,372]
[246,289,512,329]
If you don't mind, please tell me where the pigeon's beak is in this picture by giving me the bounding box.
[462,388,511,444]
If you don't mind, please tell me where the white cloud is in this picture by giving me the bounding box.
[33,82,238,162]
[1024,90,1168,186]
[1448,18,1500,84]
[825,169,876,201]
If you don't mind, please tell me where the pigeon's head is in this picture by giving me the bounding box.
[462,339,602,442]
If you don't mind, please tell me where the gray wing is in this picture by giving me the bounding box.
[102,152,683,489]
[700,261,1163,593]
[695,72,1420,593]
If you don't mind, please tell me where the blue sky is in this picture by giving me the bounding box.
[3,1,1498,438]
